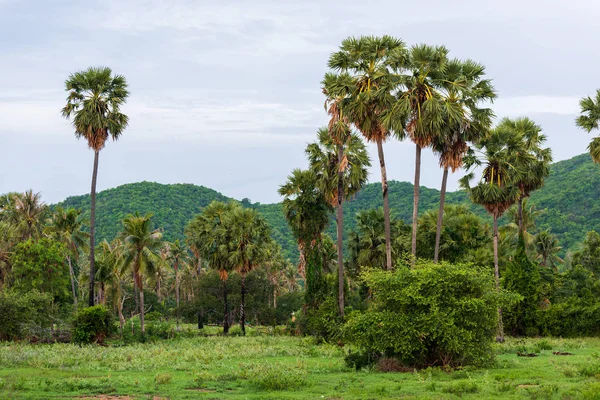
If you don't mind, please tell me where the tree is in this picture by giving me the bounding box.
[45,207,89,306]
[120,213,162,333]
[460,125,526,342]
[0,222,18,287]
[430,59,496,262]
[279,169,332,309]
[324,35,406,270]
[228,207,271,335]
[62,66,129,306]
[534,230,563,271]
[498,118,552,233]
[186,201,237,334]
[306,127,370,317]
[576,89,600,162]
[12,190,47,240]
[166,239,187,330]
[96,239,128,334]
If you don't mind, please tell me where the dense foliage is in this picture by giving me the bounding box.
[344,263,513,368]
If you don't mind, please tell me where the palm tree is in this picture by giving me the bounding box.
[324,35,407,270]
[166,240,187,329]
[12,190,47,240]
[279,169,332,309]
[45,207,90,306]
[228,207,271,335]
[186,201,237,334]
[460,125,527,342]
[96,239,128,334]
[503,198,543,249]
[120,213,162,333]
[62,66,129,306]
[576,89,600,162]
[535,230,563,271]
[430,59,496,262]
[306,127,370,317]
[497,118,552,233]
[0,222,18,287]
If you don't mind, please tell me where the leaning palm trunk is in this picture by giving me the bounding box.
[376,139,392,270]
[493,215,504,342]
[88,150,99,306]
[175,260,180,331]
[240,273,247,336]
[118,294,126,336]
[434,167,449,263]
[67,255,77,306]
[411,144,422,264]
[336,143,345,317]
[222,279,230,334]
[517,194,524,234]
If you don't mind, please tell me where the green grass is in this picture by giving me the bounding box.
[2,329,600,399]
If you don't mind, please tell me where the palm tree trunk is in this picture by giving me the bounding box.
[139,283,145,333]
[376,139,392,270]
[88,150,99,307]
[175,260,180,331]
[240,273,246,336]
[118,294,125,336]
[517,195,524,234]
[434,167,449,263]
[337,143,345,317]
[411,144,421,264]
[273,288,277,309]
[493,215,504,342]
[67,255,77,307]
[222,279,230,334]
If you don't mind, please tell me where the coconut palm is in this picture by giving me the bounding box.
[460,125,527,342]
[12,190,47,240]
[45,207,90,306]
[576,89,600,162]
[228,207,271,335]
[96,239,128,334]
[62,66,129,306]
[120,213,162,333]
[306,127,370,317]
[186,201,237,334]
[0,221,18,287]
[535,230,563,271]
[430,59,496,262]
[324,35,407,270]
[166,240,187,329]
[279,169,332,309]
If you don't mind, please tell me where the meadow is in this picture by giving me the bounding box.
[1,327,600,399]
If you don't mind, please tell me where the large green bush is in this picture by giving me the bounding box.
[72,306,112,344]
[0,290,53,341]
[344,262,515,368]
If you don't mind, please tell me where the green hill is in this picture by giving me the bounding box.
[55,153,600,260]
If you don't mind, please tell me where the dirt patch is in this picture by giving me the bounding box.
[517,352,538,357]
[517,384,540,388]
[553,351,574,356]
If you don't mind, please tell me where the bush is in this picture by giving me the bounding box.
[298,297,342,342]
[0,290,54,341]
[72,305,112,344]
[344,262,517,368]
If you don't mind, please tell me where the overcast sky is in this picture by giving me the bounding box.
[1,0,598,204]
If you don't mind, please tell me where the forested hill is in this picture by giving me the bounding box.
[56,153,600,259]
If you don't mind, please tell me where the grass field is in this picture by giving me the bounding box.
[1,326,600,399]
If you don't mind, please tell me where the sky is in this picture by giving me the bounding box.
[1,0,598,204]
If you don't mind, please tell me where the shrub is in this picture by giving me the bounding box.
[72,305,112,344]
[299,297,342,342]
[0,290,53,341]
[240,362,307,391]
[344,262,517,368]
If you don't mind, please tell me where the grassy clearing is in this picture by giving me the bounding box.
[1,328,600,399]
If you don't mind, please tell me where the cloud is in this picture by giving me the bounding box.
[493,96,580,118]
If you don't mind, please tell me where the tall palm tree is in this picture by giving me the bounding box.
[279,169,332,309]
[186,201,237,334]
[45,207,90,306]
[306,127,370,317]
[324,35,407,270]
[228,207,271,335]
[120,212,162,333]
[497,118,551,233]
[62,66,129,306]
[386,44,450,261]
[576,89,600,162]
[430,59,496,262]
[460,125,527,342]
